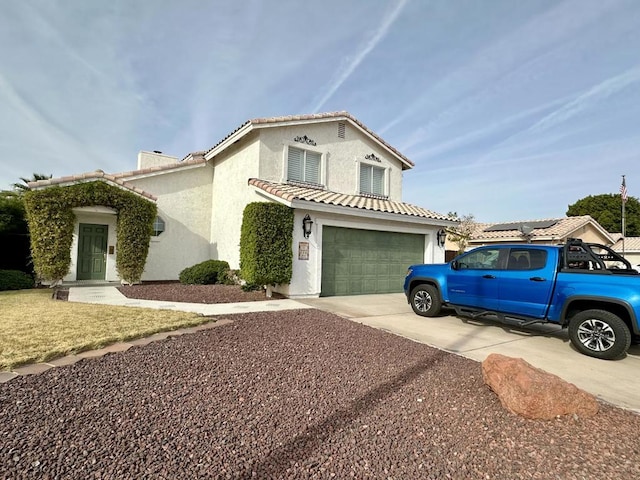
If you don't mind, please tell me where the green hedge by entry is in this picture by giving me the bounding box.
[239,202,293,287]
[23,181,157,284]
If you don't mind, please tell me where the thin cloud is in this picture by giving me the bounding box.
[405,96,569,158]
[311,0,409,112]
[523,67,640,134]
[17,2,106,80]
[475,67,640,162]
[379,0,621,135]
[0,74,79,154]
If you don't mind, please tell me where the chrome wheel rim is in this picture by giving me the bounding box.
[576,319,615,352]
[414,290,432,312]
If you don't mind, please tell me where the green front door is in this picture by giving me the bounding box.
[77,223,108,280]
[321,226,424,296]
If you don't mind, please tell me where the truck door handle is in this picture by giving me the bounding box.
[529,277,546,282]
[482,274,496,279]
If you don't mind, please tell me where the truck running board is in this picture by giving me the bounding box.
[453,306,547,327]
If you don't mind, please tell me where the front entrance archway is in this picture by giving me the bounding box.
[77,223,108,280]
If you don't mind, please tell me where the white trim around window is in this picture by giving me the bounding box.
[358,161,388,197]
[283,144,326,186]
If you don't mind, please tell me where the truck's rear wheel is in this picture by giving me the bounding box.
[568,309,631,360]
[410,284,441,317]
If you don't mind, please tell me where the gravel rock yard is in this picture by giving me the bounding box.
[2,308,640,479]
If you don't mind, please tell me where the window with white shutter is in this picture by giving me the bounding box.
[287,147,304,182]
[287,146,322,185]
[359,164,386,196]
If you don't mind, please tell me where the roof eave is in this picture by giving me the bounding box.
[116,161,209,181]
[28,176,157,202]
[249,183,454,227]
[290,198,453,226]
[204,112,414,169]
[341,117,414,170]
[204,122,254,161]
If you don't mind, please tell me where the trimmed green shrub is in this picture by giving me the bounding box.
[23,181,156,284]
[240,202,293,287]
[240,282,262,292]
[0,269,34,291]
[179,260,231,285]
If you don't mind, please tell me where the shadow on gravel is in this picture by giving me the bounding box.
[242,349,447,479]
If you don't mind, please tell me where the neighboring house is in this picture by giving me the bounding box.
[445,215,614,255]
[611,237,640,267]
[29,112,456,297]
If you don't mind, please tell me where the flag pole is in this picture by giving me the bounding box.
[621,175,626,256]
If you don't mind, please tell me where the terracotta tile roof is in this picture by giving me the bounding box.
[609,232,624,243]
[113,156,208,179]
[28,170,157,201]
[470,215,611,242]
[248,178,451,222]
[206,111,415,169]
[612,237,640,251]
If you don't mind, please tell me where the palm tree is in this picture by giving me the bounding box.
[12,173,52,193]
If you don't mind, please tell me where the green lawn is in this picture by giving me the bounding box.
[0,289,210,371]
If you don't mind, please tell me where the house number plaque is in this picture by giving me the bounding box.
[298,242,309,260]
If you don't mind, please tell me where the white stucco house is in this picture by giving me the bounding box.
[29,111,456,297]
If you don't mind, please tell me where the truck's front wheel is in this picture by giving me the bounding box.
[568,309,631,360]
[410,284,442,317]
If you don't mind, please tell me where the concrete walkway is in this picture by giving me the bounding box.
[68,285,311,315]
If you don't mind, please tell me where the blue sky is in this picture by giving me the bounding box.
[1,0,639,222]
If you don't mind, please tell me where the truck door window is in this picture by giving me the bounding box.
[507,249,547,270]
[458,249,500,270]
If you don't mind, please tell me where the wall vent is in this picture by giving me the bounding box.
[338,122,346,139]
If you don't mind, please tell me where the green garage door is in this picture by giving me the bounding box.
[321,226,424,296]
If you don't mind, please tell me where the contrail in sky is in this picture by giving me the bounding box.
[312,0,409,112]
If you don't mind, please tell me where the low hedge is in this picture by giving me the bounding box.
[0,270,35,291]
[179,260,231,285]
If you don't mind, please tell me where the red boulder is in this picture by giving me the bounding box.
[482,353,599,420]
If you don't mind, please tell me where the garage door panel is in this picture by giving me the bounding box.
[350,263,363,275]
[321,226,424,296]
[334,280,348,296]
[364,250,378,261]
[348,279,361,293]
[376,264,389,276]
[390,263,408,275]
[364,263,377,275]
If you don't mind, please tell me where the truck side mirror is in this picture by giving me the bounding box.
[451,260,459,270]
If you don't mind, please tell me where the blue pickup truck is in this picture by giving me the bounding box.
[404,238,640,360]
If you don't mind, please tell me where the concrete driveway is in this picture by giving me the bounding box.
[299,293,640,413]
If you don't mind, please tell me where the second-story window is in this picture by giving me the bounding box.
[360,164,386,196]
[287,146,321,185]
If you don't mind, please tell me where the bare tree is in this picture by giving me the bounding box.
[445,212,475,254]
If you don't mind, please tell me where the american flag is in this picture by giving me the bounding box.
[620,176,628,203]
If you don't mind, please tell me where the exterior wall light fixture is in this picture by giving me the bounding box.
[302,214,313,239]
[437,229,447,247]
